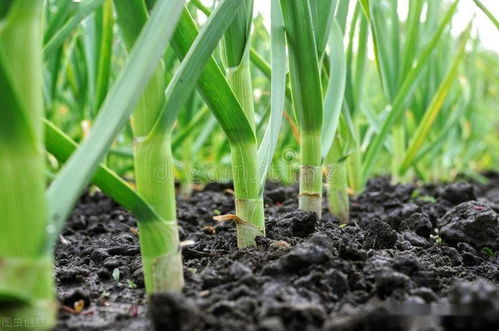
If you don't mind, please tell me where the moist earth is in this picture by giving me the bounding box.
[54,174,499,330]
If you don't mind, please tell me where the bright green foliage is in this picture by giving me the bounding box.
[113,0,244,290]
[44,119,163,245]
[0,1,55,329]
[113,0,183,292]
[1,0,498,327]
[280,0,325,217]
[399,24,473,175]
[222,0,264,246]
[170,0,286,247]
[362,0,460,184]
[44,0,106,58]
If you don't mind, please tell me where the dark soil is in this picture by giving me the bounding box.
[54,174,499,330]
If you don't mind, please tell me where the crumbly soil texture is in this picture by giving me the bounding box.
[55,173,499,331]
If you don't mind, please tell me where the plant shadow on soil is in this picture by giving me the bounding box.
[54,173,499,330]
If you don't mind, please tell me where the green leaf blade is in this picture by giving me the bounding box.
[47,0,185,230]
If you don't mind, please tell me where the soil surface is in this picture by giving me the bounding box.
[54,174,499,330]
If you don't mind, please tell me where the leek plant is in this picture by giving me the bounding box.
[220,0,266,243]
[321,1,349,223]
[114,1,183,292]
[330,1,367,200]
[1,0,184,327]
[170,0,286,247]
[112,0,245,290]
[0,1,55,328]
[280,0,352,220]
[280,0,325,218]
[113,0,185,292]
